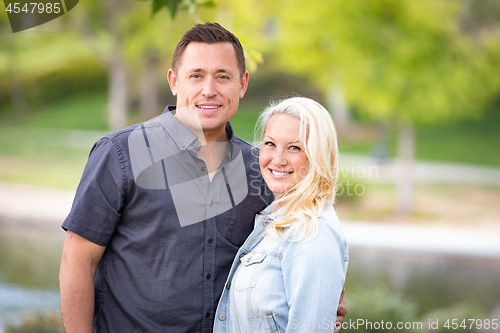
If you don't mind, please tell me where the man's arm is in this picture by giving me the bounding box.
[334,287,347,333]
[59,230,106,333]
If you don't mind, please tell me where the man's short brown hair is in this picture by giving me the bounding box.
[172,22,246,77]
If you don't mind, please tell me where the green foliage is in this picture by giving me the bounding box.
[0,58,106,113]
[0,30,108,115]
[150,0,215,18]
[343,285,420,332]
[243,69,323,106]
[244,49,263,73]
[5,312,64,333]
[151,0,181,17]
[274,0,500,125]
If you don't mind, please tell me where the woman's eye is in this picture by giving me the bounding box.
[290,145,301,151]
[264,141,275,147]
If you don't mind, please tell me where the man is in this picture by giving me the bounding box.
[59,22,346,332]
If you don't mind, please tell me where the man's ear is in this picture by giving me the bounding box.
[239,70,249,99]
[167,68,178,96]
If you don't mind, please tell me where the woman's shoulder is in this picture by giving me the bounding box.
[318,205,344,236]
[285,206,346,254]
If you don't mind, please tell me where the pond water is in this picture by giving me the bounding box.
[346,249,500,318]
[0,223,64,328]
[1,222,499,329]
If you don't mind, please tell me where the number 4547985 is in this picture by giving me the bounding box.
[444,319,498,330]
[6,3,61,14]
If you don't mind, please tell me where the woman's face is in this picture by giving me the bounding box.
[259,113,309,198]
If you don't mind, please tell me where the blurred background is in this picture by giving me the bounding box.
[1,0,500,331]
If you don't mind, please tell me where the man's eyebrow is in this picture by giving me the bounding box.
[187,68,234,74]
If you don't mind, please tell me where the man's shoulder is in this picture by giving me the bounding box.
[232,135,259,161]
[102,121,154,142]
[94,118,163,152]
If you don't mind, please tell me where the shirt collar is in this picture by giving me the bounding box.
[159,106,237,157]
[159,106,198,151]
[257,204,282,226]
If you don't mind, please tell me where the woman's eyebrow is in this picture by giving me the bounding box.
[264,135,301,145]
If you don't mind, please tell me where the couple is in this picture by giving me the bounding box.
[60,23,348,333]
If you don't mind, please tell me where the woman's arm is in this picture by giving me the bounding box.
[282,222,347,332]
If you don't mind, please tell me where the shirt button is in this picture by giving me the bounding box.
[208,238,213,244]
[201,167,205,172]
[206,274,211,280]
[226,282,231,289]
[205,312,210,318]
[219,313,226,321]
[239,253,245,259]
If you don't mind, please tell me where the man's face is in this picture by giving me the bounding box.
[167,42,249,141]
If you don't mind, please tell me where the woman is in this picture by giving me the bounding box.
[213,97,348,332]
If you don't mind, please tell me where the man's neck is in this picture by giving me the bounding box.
[173,109,230,179]
[200,128,229,181]
[173,110,229,144]
[202,127,230,144]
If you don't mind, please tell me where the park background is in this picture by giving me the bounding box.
[1,0,500,331]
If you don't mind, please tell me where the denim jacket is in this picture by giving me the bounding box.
[213,204,348,333]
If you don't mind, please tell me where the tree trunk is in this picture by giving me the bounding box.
[139,52,160,121]
[326,82,350,135]
[396,121,415,215]
[108,37,128,132]
[5,36,27,117]
[372,122,390,164]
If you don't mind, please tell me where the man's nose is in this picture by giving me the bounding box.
[202,79,217,98]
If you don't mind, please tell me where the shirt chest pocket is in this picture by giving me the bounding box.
[232,252,267,291]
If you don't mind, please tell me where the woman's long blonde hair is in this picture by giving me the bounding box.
[255,97,339,241]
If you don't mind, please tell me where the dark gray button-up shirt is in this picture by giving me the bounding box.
[62,106,273,332]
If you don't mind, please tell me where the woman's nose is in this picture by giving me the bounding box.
[272,151,287,166]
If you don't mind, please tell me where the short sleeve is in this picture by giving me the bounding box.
[62,137,128,247]
[282,217,347,332]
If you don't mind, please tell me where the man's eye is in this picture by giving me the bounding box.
[191,74,202,79]
[218,75,229,80]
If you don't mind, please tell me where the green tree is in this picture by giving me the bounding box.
[67,0,216,130]
[274,0,500,213]
[123,7,197,122]
[0,5,27,117]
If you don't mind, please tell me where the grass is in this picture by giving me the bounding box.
[230,104,266,143]
[339,106,500,166]
[0,95,498,190]
[0,94,109,189]
[414,108,500,166]
[4,94,109,131]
